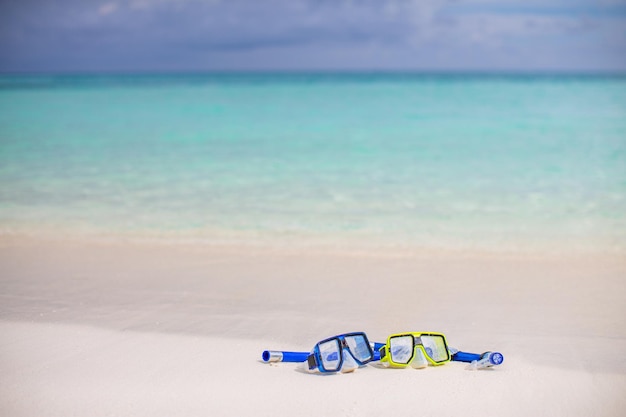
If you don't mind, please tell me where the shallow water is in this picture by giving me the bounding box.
[1,73,625,251]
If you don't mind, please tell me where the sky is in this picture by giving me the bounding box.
[1,0,626,73]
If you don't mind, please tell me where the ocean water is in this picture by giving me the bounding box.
[1,73,625,252]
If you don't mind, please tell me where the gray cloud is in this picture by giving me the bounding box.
[0,0,625,72]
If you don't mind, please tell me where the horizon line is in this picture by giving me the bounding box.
[2,68,626,77]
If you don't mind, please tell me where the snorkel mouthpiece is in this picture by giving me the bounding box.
[487,352,504,366]
[466,351,504,370]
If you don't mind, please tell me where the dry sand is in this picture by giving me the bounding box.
[1,237,625,416]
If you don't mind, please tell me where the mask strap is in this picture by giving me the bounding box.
[307,353,318,370]
[379,346,388,360]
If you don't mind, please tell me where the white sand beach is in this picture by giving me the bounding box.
[1,237,624,416]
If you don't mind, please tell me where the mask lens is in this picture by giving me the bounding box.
[318,339,341,371]
[389,335,414,364]
[345,334,373,363]
[420,335,450,362]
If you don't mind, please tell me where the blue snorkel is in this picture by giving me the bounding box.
[450,349,504,369]
[262,350,309,363]
[262,342,387,364]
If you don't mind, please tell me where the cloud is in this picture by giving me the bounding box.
[98,2,119,16]
[0,0,624,72]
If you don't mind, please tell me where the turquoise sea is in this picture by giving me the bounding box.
[0,73,625,252]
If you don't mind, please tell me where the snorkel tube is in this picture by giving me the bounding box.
[452,350,504,370]
[262,342,386,363]
[262,350,309,363]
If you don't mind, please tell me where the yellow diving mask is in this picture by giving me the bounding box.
[378,332,451,368]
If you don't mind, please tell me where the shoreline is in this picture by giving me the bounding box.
[2,234,624,341]
[1,230,624,263]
